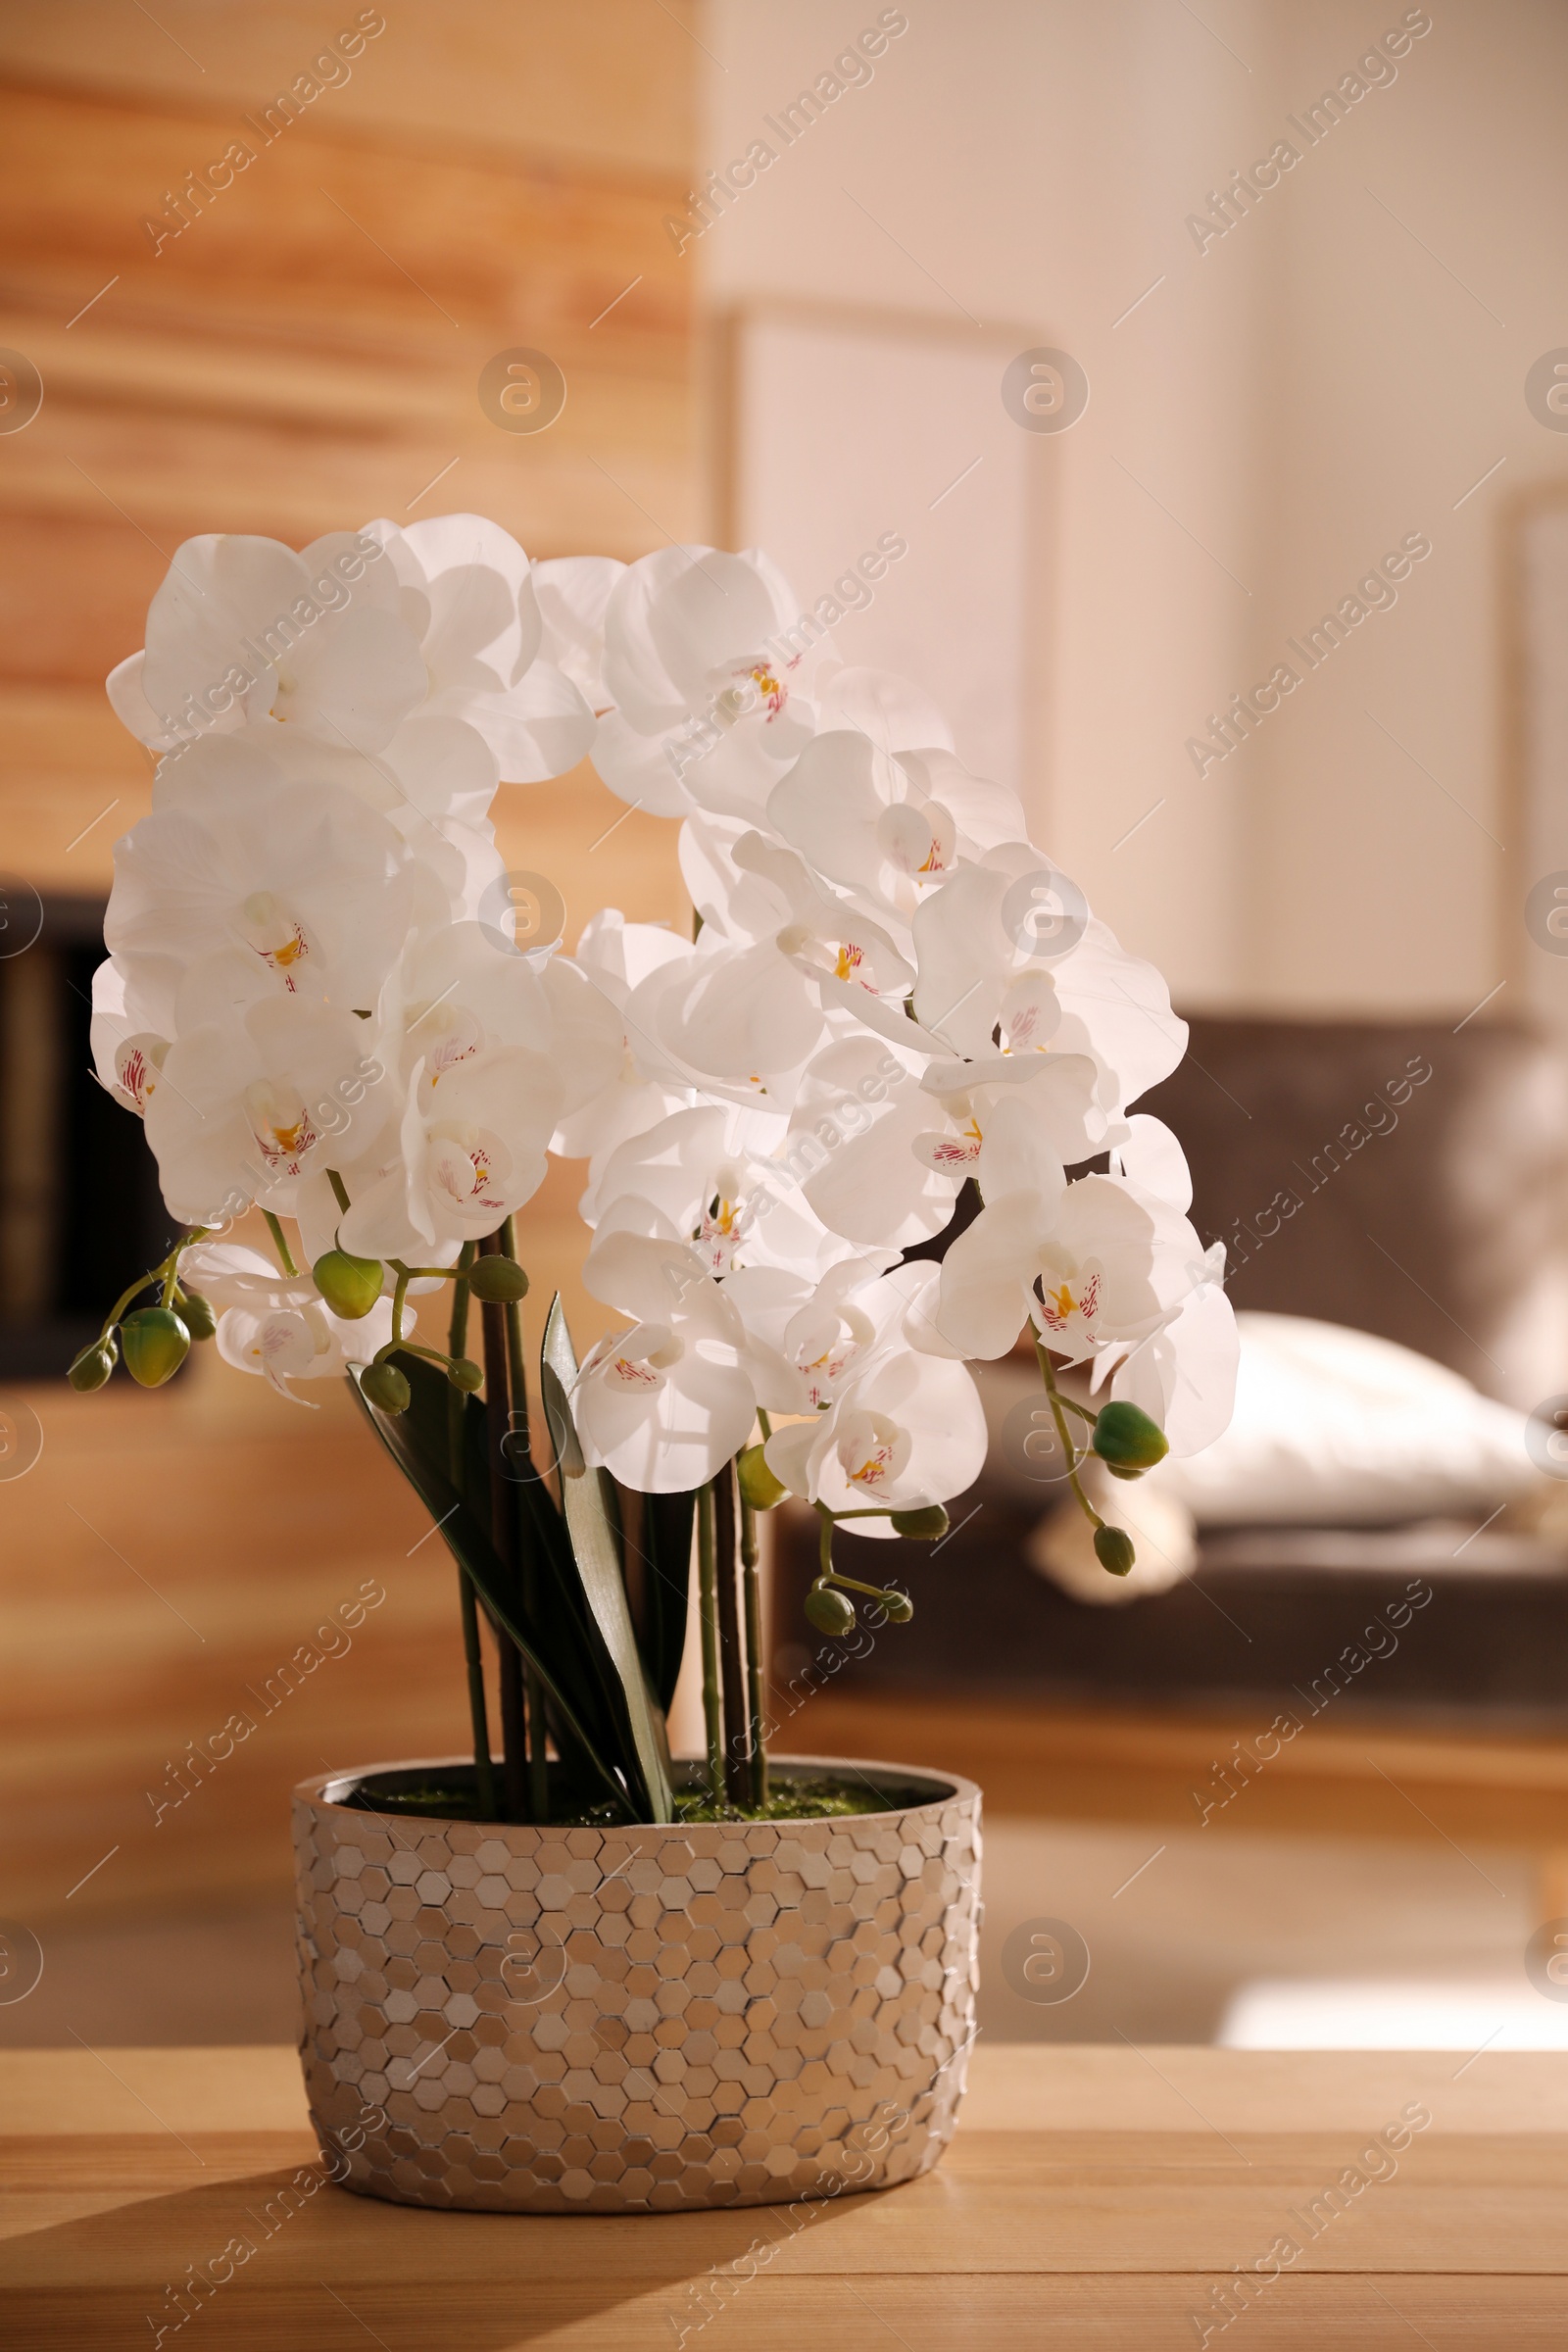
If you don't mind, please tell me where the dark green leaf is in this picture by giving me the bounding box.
[541,1298,675,1824]
[642,1491,695,1713]
[348,1366,634,1819]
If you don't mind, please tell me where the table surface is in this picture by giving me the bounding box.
[2,2043,1565,2348]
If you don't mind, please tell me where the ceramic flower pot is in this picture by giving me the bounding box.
[292,1754,981,2213]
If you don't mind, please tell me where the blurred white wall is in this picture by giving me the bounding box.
[699,0,1568,1018]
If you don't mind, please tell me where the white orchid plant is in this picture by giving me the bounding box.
[76,515,1238,1826]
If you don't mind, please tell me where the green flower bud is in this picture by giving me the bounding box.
[447,1357,484,1392]
[121,1306,190,1389]
[890,1503,950,1541]
[737,1443,787,1510]
[313,1249,384,1320]
[1104,1463,1144,1482]
[878,1590,914,1624]
[1094,1524,1136,1577]
[360,1360,411,1413]
[1091,1400,1169,1472]
[176,1289,217,1342]
[805,1583,857,1637]
[467,1255,529,1304]
[68,1339,117,1392]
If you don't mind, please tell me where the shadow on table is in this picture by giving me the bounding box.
[0,2155,881,2349]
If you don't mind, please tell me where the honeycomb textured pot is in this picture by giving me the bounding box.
[293,1755,981,2213]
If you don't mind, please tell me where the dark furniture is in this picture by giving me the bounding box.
[0,896,170,1380]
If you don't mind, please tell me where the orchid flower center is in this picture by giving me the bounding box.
[429,1121,509,1211]
[583,1321,681,1394]
[414,1001,483,1084]
[879,799,956,879]
[781,1300,873,1409]
[115,1035,168,1115]
[243,1078,318,1175]
[239,891,311,991]
[718,658,788,725]
[933,1115,983,1166]
[1034,1260,1102,1335]
[696,1171,752,1275]
[1000,972,1061,1055]
[836,1408,909,1493]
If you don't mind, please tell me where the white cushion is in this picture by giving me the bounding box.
[1140,1312,1539,1526]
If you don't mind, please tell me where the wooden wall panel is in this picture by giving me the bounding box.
[1,1348,465,1924]
[0,10,697,1931]
[0,1,699,177]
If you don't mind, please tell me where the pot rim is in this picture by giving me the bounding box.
[293,1752,979,1830]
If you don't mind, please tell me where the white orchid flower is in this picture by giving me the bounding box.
[144,996,392,1228]
[781,1034,956,1250]
[1105,1242,1239,1456]
[911,851,1187,1110]
[379,918,621,1170]
[1086,1123,1236,1454]
[575,1218,755,1492]
[592,546,824,820]
[363,514,597,781]
[112,515,599,792]
[656,829,911,1086]
[107,751,438,1032]
[776,1033,1103,1254]
[551,910,700,1165]
[90,955,172,1117]
[532,555,625,710]
[109,528,426,758]
[766,727,1029,931]
[936,1160,1209,1366]
[911,1051,1109,1188]
[336,1043,564,1261]
[723,1251,909,1415]
[153,717,507,924]
[761,1265,987,1533]
[579,1102,862,1288]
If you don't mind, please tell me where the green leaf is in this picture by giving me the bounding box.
[642,1490,696,1713]
[347,1366,634,1819]
[420,1352,621,1774]
[541,1297,675,1825]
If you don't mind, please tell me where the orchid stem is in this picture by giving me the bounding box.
[501,1212,548,1826]
[446,1241,496,1821]
[740,1489,767,1810]
[477,1231,527,1822]
[819,1569,898,1601]
[1036,1338,1104,1531]
[325,1169,351,1216]
[103,1229,210,1337]
[263,1211,298,1278]
[712,1460,748,1807]
[697,1481,722,1803]
[103,1272,157,1330]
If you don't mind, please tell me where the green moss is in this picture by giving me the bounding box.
[338,1770,895,1827]
[673,1778,888,1825]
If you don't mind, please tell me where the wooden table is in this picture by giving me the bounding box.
[2,2045,1565,2347]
